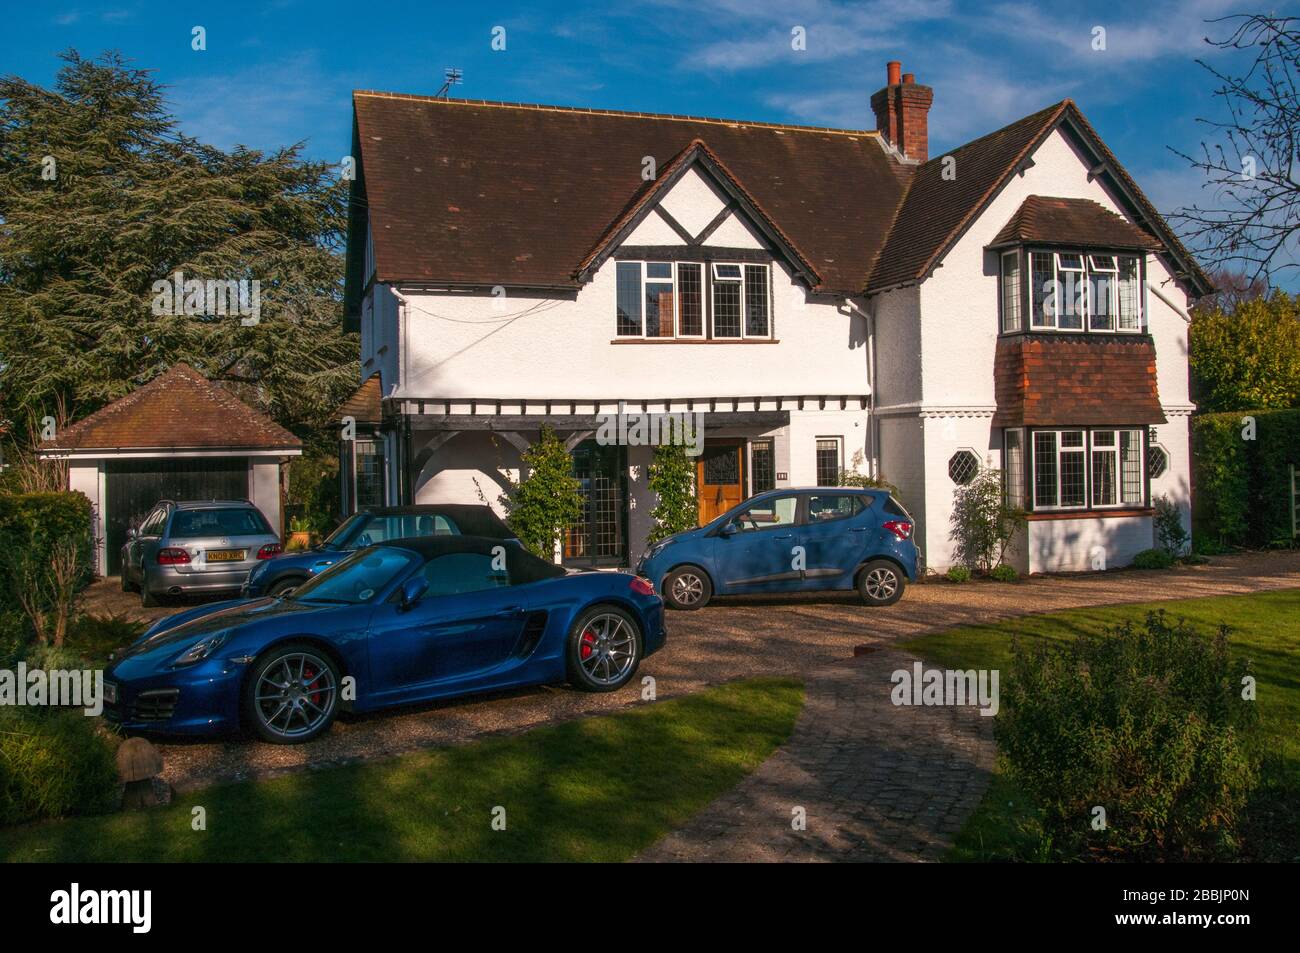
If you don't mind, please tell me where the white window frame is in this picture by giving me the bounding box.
[1032,427,1147,512]
[1003,427,1026,508]
[1000,250,1023,333]
[1025,249,1144,335]
[616,259,773,340]
[615,260,645,338]
[642,261,675,340]
[1031,428,1087,511]
[814,435,843,486]
[674,261,706,339]
[742,262,772,339]
[711,261,772,340]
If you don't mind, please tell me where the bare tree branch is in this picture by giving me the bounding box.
[1170,14,1300,285]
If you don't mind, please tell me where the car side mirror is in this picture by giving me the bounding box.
[399,575,429,610]
[720,522,738,537]
[127,527,138,540]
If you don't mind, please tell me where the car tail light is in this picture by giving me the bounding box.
[883,520,913,541]
[629,576,655,596]
[256,544,283,560]
[157,547,191,565]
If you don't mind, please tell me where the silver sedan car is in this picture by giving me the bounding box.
[120,500,282,606]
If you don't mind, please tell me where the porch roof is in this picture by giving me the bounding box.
[406,410,790,432]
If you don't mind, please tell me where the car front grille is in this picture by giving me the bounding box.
[130,689,180,722]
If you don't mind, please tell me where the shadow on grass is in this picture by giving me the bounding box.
[1,677,803,863]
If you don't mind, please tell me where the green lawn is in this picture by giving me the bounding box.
[902,589,1300,862]
[0,678,802,862]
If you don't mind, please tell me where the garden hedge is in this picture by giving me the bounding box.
[0,491,95,614]
[1192,408,1300,548]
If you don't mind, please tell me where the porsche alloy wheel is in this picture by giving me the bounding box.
[569,606,641,692]
[245,645,340,743]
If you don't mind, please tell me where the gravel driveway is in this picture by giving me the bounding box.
[81,551,1300,793]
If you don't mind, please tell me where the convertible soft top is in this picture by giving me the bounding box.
[358,504,515,540]
[374,535,567,584]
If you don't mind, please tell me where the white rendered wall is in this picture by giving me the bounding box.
[68,462,104,577]
[249,461,283,537]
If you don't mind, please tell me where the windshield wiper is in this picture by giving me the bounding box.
[294,596,354,605]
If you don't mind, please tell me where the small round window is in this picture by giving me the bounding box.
[1148,445,1169,480]
[948,450,980,485]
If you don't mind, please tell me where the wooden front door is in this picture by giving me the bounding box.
[696,441,746,525]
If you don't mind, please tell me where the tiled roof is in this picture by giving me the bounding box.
[867,102,1069,291]
[989,196,1162,250]
[38,364,302,453]
[348,93,909,297]
[345,92,1210,304]
[333,374,383,426]
[993,335,1166,427]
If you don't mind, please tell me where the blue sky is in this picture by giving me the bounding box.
[0,0,1291,221]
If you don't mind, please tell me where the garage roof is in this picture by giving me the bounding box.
[38,364,302,454]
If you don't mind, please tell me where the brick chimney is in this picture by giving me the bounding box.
[870,61,934,162]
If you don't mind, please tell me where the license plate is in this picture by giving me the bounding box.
[103,681,118,704]
[207,549,245,562]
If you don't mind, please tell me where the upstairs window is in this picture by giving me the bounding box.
[1000,251,1022,332]
[615,259,771,340]
[1017,250,1143,334]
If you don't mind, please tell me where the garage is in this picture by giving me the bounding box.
[38,363,302,577]
[103,458,251,574]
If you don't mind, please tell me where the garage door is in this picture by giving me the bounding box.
[105,458,249,574]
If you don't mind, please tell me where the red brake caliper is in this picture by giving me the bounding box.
[580,629,596,660]
[303,662,321,706]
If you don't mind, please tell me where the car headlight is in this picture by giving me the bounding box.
[173,633,230,666]
[645,541,668,561]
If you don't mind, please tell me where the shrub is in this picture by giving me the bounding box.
[990,563,1019,582]
[1189,291,1300,413]
[497,427,584,560]
[945,565,972,583]
[646,444,698,544]
[0,707,120,827]
[1132,548,1176,570]
[995,611,1260,860]
[948,467,1026,573]
[64,612,146,665]
[1153,495,1190,557]
[0,491,94,648]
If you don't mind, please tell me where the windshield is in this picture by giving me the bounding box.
[287,546,419,604]
[319,514,366,551]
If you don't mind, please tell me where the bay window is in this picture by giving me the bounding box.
[1028,427,1147,511]
[1012,249,1143,334]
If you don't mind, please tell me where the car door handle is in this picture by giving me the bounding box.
[850,526,869,533]
[494,605,524,617]
[773,533,793,540]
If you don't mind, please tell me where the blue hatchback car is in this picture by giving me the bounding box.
[638,487,918,610]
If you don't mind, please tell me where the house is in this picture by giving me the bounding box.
[38,364,302,575]
[340,61,1209,573]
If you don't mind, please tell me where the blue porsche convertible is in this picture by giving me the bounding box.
[103,537,665,743]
